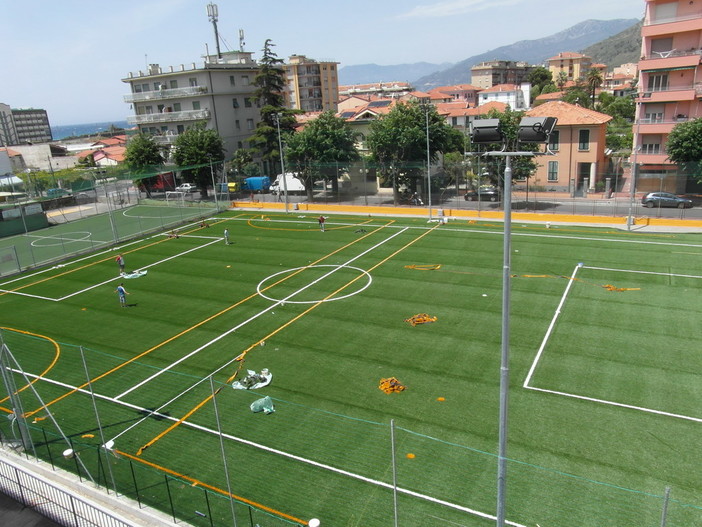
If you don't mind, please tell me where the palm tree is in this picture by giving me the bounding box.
[586,69,604,107]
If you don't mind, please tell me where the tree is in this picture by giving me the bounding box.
[367,101,464,203]
[285,111,360,200]
[248,39,299,172]
[172,125,225,198]
[124,133,165,197]
[562,86,591,108]
[586,69,603,107]
[666,118,702,181]
[555,71,569,91]
[527,66,553,104]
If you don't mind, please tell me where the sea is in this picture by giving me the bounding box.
[51,120,131,141]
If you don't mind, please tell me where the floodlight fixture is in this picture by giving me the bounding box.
[518,116,558,144]
[470,119,504,144]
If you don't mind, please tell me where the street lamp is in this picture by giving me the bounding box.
[274,113,289,213]
[470,116,557,527]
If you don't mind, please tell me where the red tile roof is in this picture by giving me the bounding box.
[525,100,612,125]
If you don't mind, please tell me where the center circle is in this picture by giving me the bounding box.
[257,264,372,304]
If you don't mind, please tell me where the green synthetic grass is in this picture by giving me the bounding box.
[1,210,702,526]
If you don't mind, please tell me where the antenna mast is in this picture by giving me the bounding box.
[239,29,245,52]
[206,3,222,59]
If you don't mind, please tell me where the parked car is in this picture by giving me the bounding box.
[641,192,693,209]
[464,186,500,202]
[175,183,197,193]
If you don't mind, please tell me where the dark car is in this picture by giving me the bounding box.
[464,186,499,202]
[641,192,693,209]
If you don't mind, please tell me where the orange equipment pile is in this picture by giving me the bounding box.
[379,377,406,394]
[404,313,437,326]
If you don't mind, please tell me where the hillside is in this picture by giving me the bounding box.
[413,18,639,89]
[582,20,643,68]
[338,18,640,88]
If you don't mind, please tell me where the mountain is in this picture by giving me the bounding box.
[581,20,643,68]
[338,62,453,86]
[413,18,640,89]
[337,19,640,89]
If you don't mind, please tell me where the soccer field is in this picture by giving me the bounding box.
[1,209,702,526]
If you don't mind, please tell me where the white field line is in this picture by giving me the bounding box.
[522,263,582,388]
[524,264,702,423]
[14,369,526,527]
[114,227,408,400]
[56,239,222,301]
[0,239,221,301]
[583,265,702,280]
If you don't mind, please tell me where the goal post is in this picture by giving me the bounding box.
[165,191,186,207]
[0,246,20,277]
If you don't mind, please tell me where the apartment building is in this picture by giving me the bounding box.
[546,52,593,83]
[0,104,52,146]
[283,55,339,112]
[525,101,612,193]
[122,51,261,156]
[470,60,534,90]
[635,0,702,192]
[478,83,531,110]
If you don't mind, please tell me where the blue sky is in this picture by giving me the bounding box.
[1,0,645,126]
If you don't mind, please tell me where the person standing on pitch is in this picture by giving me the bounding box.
[224,228,230,245]
[115,283,129,307]
[318,215,325,232]
[116,254,125,274]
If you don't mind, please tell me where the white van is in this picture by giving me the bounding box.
[270,173,305,195]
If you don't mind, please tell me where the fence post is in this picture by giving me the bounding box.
[390,418,399,527]
[129,460,142,509]
[660,486,671,527]
[165,475,176,523]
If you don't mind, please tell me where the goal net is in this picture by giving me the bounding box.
[0,246,20,277]
[165,191,186,207]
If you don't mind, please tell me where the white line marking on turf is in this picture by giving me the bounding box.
[56,239,222,301]
[15,369,527,527]
[523,263,582,388]
[114,227,408,401]
[524,263,702,423]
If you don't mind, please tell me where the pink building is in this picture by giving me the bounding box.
[636,0,702,192]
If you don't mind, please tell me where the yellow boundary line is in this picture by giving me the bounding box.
[136,222,441,454]
[115,449,308,525]
[0,327,61,414]
[29,220,395,419]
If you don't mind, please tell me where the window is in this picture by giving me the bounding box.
[141,83,150,92]
[192,101,201,110]
[173,103,182,112]
[578,129,590,151]
[246,118,254,130]
[232,98,239,108]
[548,130,560,151]
[169,80,178,89]
[189,77,198,87]
[177,125,185,134]
[229,75,236,86]
[244,98,252,108]
[237,142,244,149]
[547,161,558,182]
[647,74,668,92]
[242,75,249,86]
[644,104,664,123]
[235,120,240,130]
[642,142,661,154]
[153,82,161,91]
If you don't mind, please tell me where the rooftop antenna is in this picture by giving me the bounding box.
[239,29,245,52]
[206,3,222,59]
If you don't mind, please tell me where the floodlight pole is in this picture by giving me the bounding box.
[627,100,642,231]
[274,113,289,213]
[425,105,432,220]
[209,156,219,211]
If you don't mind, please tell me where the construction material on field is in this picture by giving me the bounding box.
[233,369,272,390]
[404,313,437,326]
[250,396,275,414]
[379,377,406,394]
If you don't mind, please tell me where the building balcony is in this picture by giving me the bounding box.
[123,86,208,103]
[634,151,670,166]
[639,50,701,68]
[638,87,698,102]
[643,13,702,34]
[127,109,211,125]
